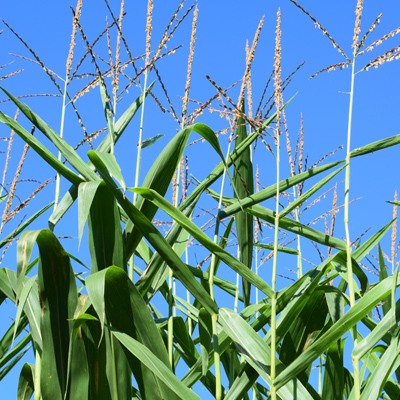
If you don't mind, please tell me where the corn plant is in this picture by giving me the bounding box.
[1,1,400,399]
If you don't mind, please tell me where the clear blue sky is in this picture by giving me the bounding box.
[1,0,400,397]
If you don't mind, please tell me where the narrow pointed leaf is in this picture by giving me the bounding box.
[88,150,218,316]
[78,181,102,247]
[103,266,181,400]
[112,330,201,400]
[254,242,299,255]
[35,230,78,400]
[219,160,344,219]
[279,165,345,218]
[178,108,282,213]
[274,273,400,390]
[0,202,53,249]
[219,308,314,400]
[48,84,154,229]
[244,204,347,251]
[0,112,83,186]
[352,219,395,262]
[233,102,254,307]
[140,133,164,149]
[349,133,400,158]
[379,245,391,316]
[17,363,35,400]
[198,308,213,377]
[87,182,125,273]
[130,187,274,299]
[95,152,126,193]
[360,334,400,400]
[322,340,345,400]
[0,87,99,181]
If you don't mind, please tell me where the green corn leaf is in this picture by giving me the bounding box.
[95,152,126,193]
[0,349,29,382]
[0,112,83,186]
[78,181,102,248]
[64,313,93,400]
[274,273,400,391]
[87,182,126,273]
[12,276,36,344]
[279,290,329,378]
[219,160,344,220]
[99,81,115,151]
[233,101,254,307]
[349,132,400,158]
[103,266,181,400]
[352,219,395,262]
[80,308,114,399]
[219,308,314,400]
[0,202,53,250]
[88,150,218,316]
[254,242,299,255]
[178,98,293,214]
[17,363,35,400]
[279,165,346,218]
[325,287,345,324]
[139,133,164,149]
[130,187,274,300]
[33,230,78,400]
[322,340,345,400]
[353,298,400,360]
[48,83,154,230]
[112,330,201,400]
[379,244,391,316]
[0,268,16,302]
[0,333,31,370]
[198,308,213,377]
[141,201,198,302]
[0,87,99,181]
[360,333,400,400]
[123,125,194,259]
[6,270,42,348]
[16,231,41,301]
[0,314,28,360]
[243,204,347,251]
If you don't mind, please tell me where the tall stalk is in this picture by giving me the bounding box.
[346,53,360,399]
[54,0,82,212]
[270,10,281,400]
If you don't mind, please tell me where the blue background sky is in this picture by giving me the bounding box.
[1,0,400,398]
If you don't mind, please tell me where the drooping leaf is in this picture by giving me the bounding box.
[102,266,181,400]
[0,111,83,186]
[17,363,35,400]
[1,87,100,182]
[112,330,201,400]
[274,273,400,391]
[219,308,314,400]
[88,150,218,316]
[48,83,155,230]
